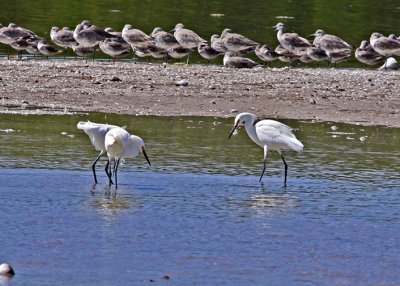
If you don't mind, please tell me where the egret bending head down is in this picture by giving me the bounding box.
[105,127,151,189]
[228,112,303,185]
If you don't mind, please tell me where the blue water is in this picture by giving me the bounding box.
[0,114,399,285]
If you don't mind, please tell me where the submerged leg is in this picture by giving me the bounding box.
[107,159,114,186]
[280,152,288,186]
[259,145,268,182]
[105,159,114,185]
[91,151,104,184]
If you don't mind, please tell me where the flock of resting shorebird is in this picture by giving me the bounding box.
[1,20,400,68]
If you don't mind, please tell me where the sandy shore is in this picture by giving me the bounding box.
[0,59,399,127]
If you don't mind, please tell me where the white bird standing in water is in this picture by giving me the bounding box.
[77,121,120,184]
[228,112,303,185]
[104,127,151,189]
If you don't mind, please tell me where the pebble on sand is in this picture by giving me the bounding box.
[175,79,189,86]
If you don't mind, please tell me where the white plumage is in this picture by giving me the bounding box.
[104,127,151,189]
[77,121,120,184]
[228,112,303,184]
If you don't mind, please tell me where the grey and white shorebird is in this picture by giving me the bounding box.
[210,34,228,53]
[99,38,131,61]
[197,43,223,62]
[0,23,36,59]
[273,23,311,56]
[355,40,383,66]
[168,46,192,60]
[329,50,351,66]
[220,28,258,53]
[388,34,400,56]
[104,27,123,38]
[173,23,207,49]
[122,24,152,49]
[369,32,400,57]
[50,27,77,58]
[74,23,116,59]
[173,23,207,63]
[255,44,279,64]
[299,54,314,64]
[25,40,42,57]
[73,23,115,47]
[9,36,41,59]
[37,40,63,58]
[150,27,163,38]
[275,44,300,64]
[134,46,152,59]
[306,45,328,63]
[312,29,352,61]
[146,42,168,61]
[104,27,131,46]
[0,23,33,45]
[152,27,181,50]
[223,52,257,68]
[72,45,97,59]
[134,41,168,62]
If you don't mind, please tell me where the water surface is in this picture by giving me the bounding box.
[0,114,399,285]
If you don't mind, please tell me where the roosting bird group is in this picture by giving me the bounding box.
[1,20,400,68]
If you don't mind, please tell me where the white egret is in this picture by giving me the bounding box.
[228,112,303,185]
[104,127,151,189]
[77,121,120,184]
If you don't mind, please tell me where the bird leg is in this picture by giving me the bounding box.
[105,159,114,185]
[106,159,114,186]
[280,153,288,186]
[91,150,104,184]
[259,145,268,182]
[114,158,120,189]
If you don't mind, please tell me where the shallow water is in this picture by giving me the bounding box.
[1,0,400,66]
[0,113,399,285]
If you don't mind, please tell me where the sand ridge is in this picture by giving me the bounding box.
[0,60,399,127]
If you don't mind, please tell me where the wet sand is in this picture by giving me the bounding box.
[0,59,399,127]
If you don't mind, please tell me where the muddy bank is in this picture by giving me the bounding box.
[0,59,399,127]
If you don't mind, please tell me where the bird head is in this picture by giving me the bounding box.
[228,112,257,139]
[273,23,285,31]
[312,29,325,38]
[171,23,184,33]
[130,135,151,166]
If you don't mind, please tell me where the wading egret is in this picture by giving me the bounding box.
[104,127,151,189]
[77,121,120,184]
[228,112,303,185]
